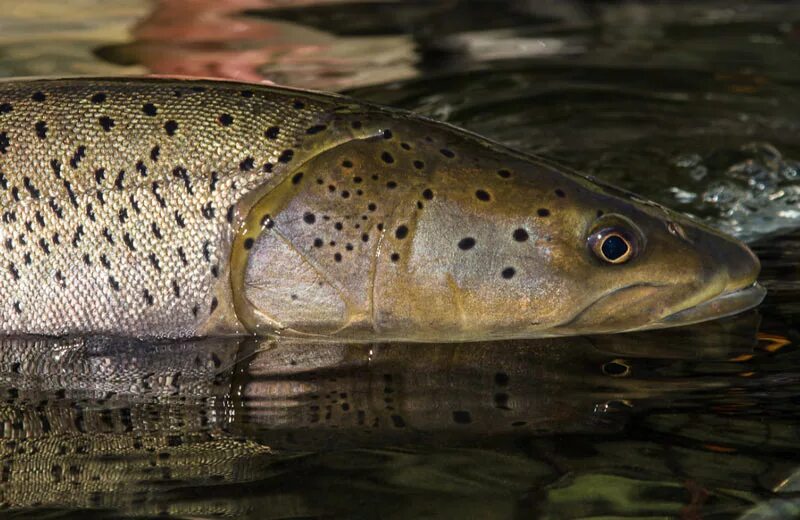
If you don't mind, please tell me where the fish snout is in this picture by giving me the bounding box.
[705,232,762,294]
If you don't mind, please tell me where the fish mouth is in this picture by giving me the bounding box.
[641,282,766,330]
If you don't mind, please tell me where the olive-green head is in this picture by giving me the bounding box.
[233,113,763,341]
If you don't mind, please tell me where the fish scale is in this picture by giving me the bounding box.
[0,78,338,337]
[0,77,763,341]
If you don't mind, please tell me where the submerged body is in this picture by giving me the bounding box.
[0,78,763,341]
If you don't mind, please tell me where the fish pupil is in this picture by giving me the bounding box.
[601,235,628,260]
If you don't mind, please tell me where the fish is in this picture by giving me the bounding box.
[0,77,764,341]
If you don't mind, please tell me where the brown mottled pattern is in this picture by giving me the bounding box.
[0,78,335,337]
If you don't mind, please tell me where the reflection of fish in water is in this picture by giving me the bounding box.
[0,78,762,340]
[0,320,774,516]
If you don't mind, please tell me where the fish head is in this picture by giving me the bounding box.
[233,112,763,341]
[362,120,764,340]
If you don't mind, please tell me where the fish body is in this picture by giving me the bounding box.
[0,78,763,341]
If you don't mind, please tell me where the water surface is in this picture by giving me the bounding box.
[0,1,799,518]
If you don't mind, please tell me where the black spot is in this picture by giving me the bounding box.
[292,100,305,109]
[0,103,11,113]
[63,180,78,208]
[537,208,550,217]
[148,253,161,271]
[494,393,510,409]
[210,297,219,313]
[353,176,362,183]
[38,238,50,255]
[174,210,186,227]
[172,280,181,298]
[123,233,135,251]
[91,93,106,104]
[244,238,254,250]
[202,201,215,219]
[494,372,509,386]
[513,228,529,242]
[334,252,342,262]
[422,189,433,200]
[0,132,9,154]
[458,237,476,250]
[401,142,411,150]
[291,172,304,185]
[143,289,154,306]
[35,121,47,139]
[23,177,40,199]
[452,411,472,424]
[50,159,62,178]
[395,225,408,239]
[150,145,160,161]
[313,238,323,247]
[341,190,350,198]
[497,169,511,178]
[70,146,86,169]
[164,120,178,136]
[501,267,516,279]
[413,160,424,170]
[241,90,253,98]
[265,126,279,139]
[555,189,566,198]
[108,276,120,291]
[334,222,343,231]
[151,222,162,239]
[239,157,255,171]
[381,152,394,164]
[98,116,115,132]
[100,254,111,269]
[342,160,353,168]
[13,301,21,314]
[278,150,294,163]
[7,263,18,280]
[136,160,148,177]
[475,190,491,202]
[142,103,157,116]
[306,124,327,134]
[102,227,114,245]
[440,148,455,158]
[218,113,233,126]
[390,253,400,262]
[382,129,393,139]
[31,91,45,102]
[361,233,369,242]
[114,169,125,190]
[368,203,377,211]
[303,212,316,224]
[94,168,105,184]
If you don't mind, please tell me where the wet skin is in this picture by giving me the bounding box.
[0,77,764,340]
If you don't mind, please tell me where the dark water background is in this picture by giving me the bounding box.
[1,1,800,518]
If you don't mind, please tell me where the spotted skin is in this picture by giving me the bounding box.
[0,78,762,340]
[0,78,359,337]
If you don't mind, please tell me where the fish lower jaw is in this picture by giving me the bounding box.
[644,281,766,330]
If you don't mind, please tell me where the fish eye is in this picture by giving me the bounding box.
[589,227,637,264]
